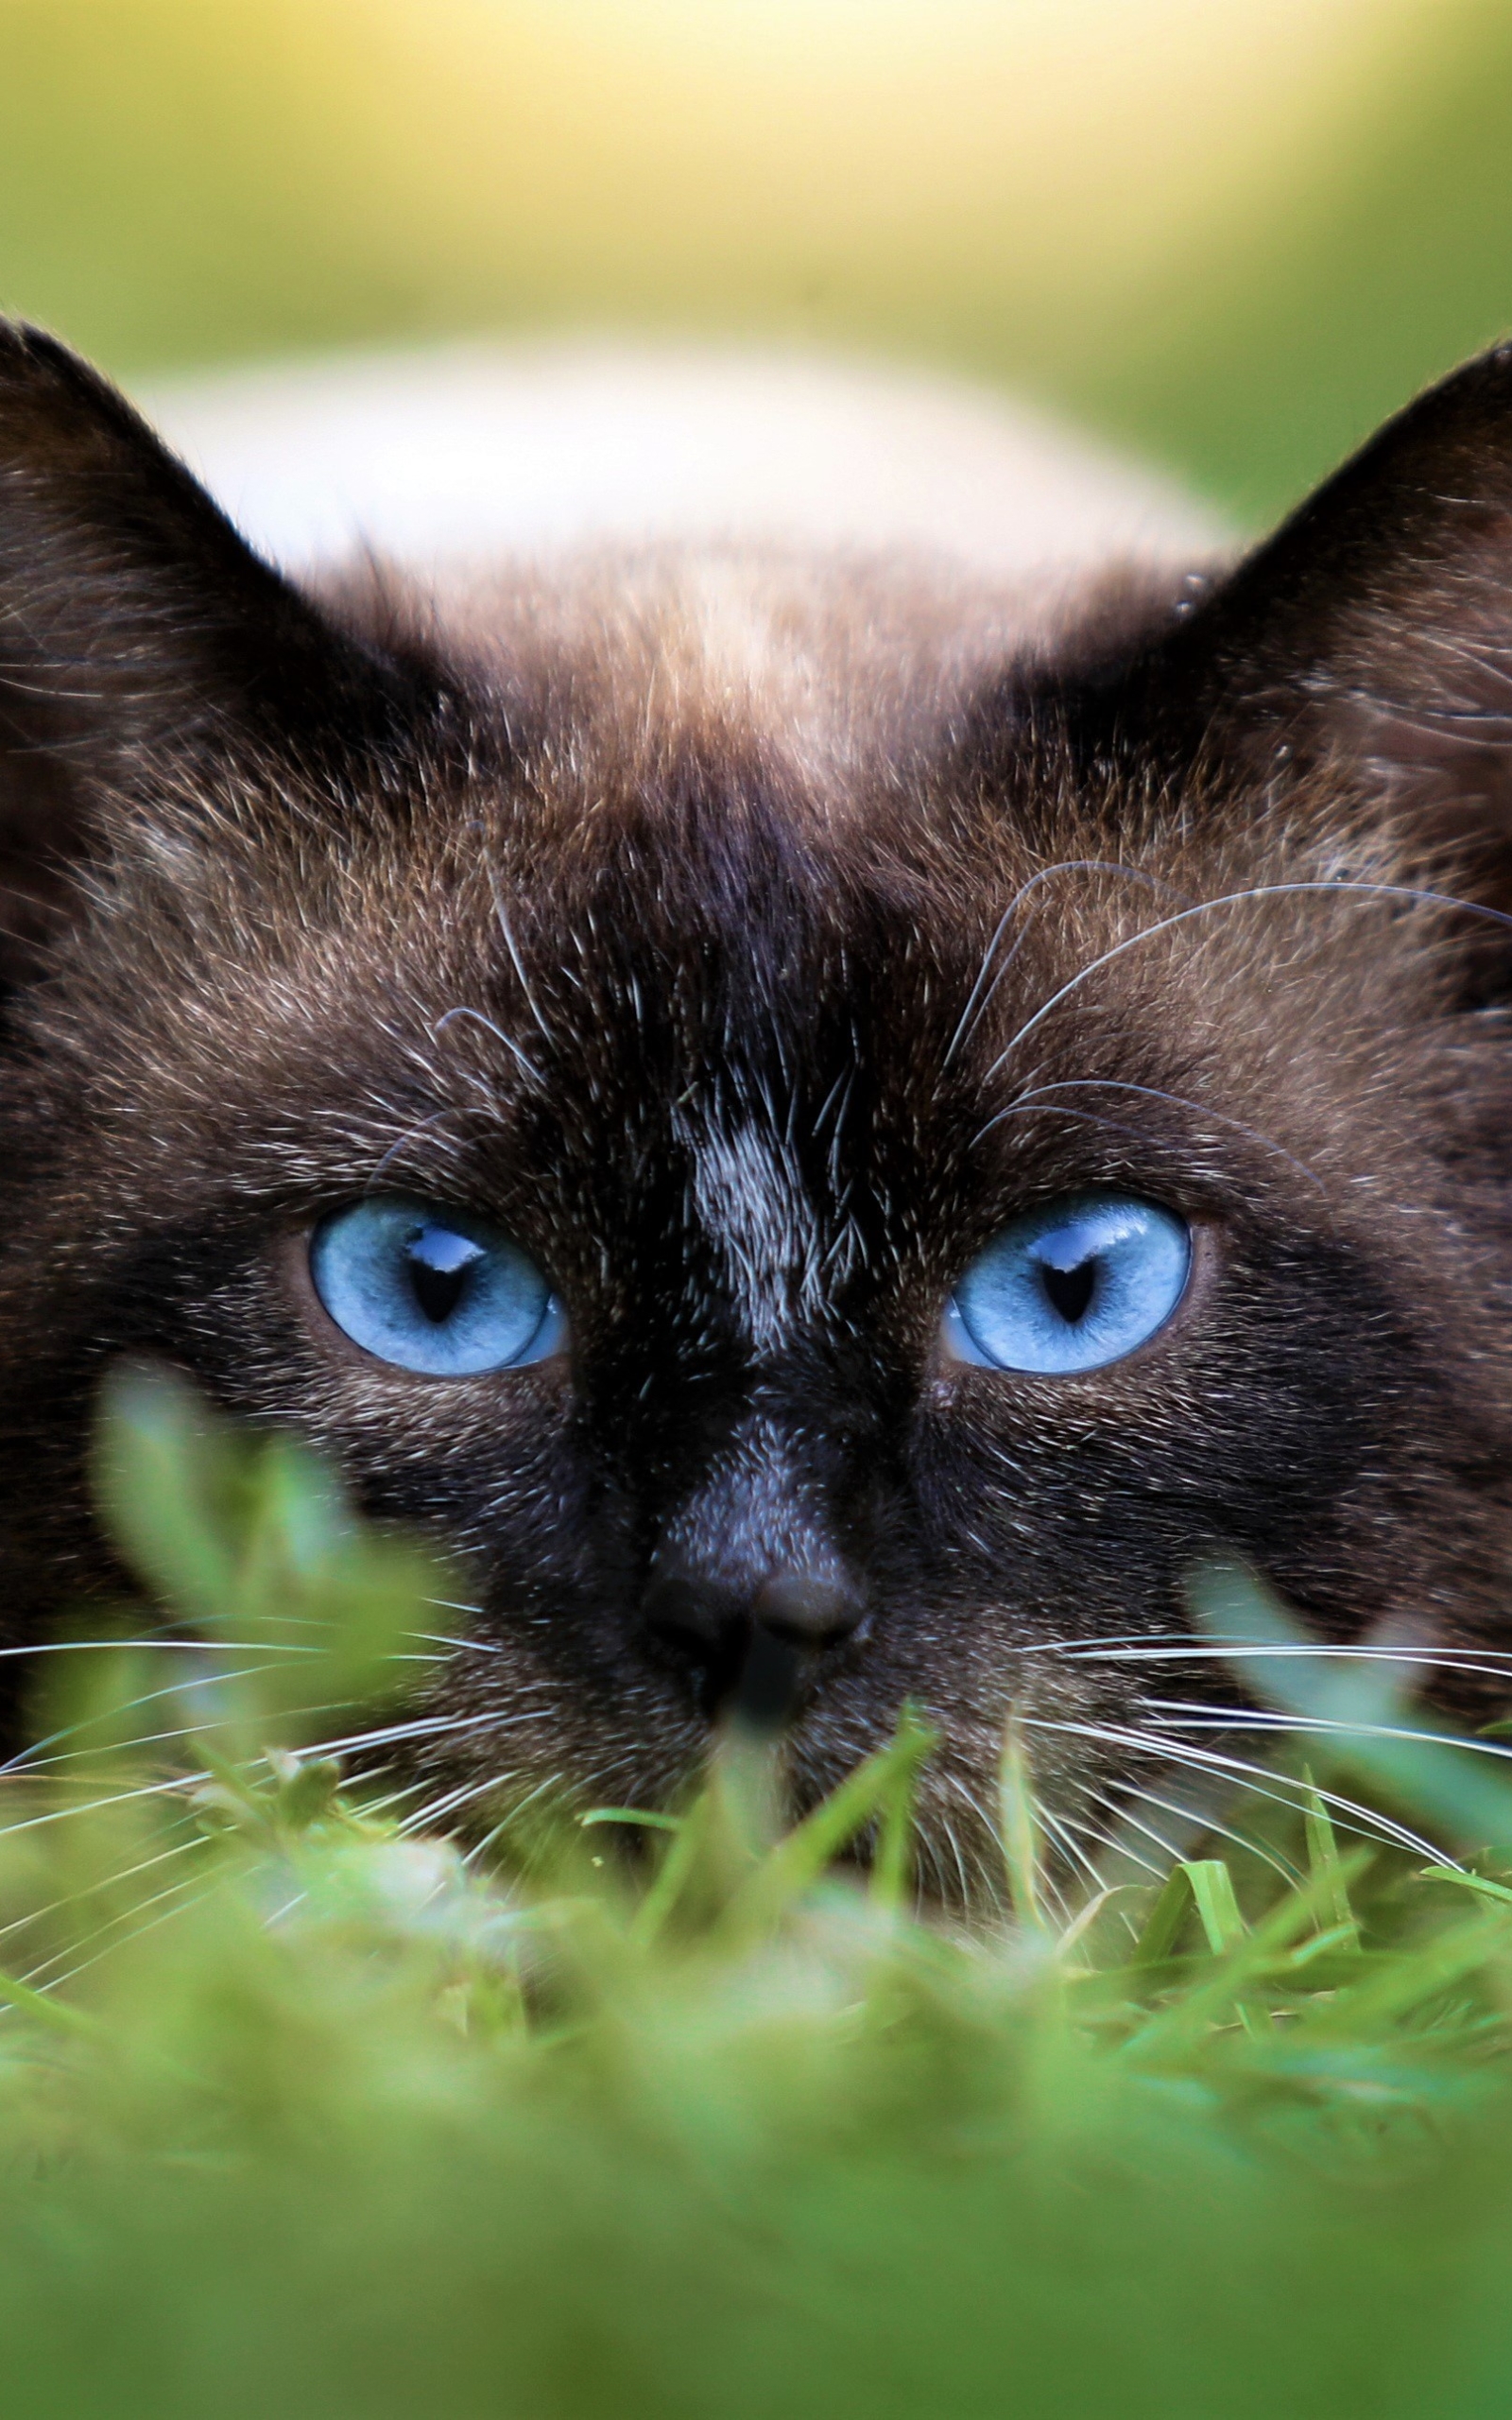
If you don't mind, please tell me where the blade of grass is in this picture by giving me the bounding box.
[1122,1857,1375,2060]
[627,1806,706,1949]
[1303,1766,1363,1950]
[1130,1866,1195,1968]
[1418,1866,1512,1908]
[869,1703,931,1915]
[1182,1859,1246,1956]
[998,1712,1042,1930]
[713,1710,936,1947]
[0,1966,104,2036]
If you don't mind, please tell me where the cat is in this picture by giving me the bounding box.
[0,317,1509,1900]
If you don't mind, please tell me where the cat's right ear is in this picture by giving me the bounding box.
[0,322,438,987]
[1125,342,1512,918]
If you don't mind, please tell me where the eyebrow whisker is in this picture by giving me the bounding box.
[942,860,1190,1073]
[991,1077,1329,1198]
[982,876,1512,1089]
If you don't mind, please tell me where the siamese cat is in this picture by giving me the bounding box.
[0,319,1508,1897]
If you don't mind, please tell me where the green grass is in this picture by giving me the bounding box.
[5,1368,1512,2416]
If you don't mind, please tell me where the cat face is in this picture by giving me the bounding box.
[0,324,1510,1896]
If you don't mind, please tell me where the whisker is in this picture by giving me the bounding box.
[1042,1640,1512,1680]
[398,1776,511,1835]
[1029,1802,1108,1907]
[16,1871,223,1998]
[938,1766,1076,1920]
[1049,1809,1166,1896]
[358,1775,438,1821]
[432,1004,543,1087]
[488,878,556,1048]
[11,1686,308,1777]
[942,861,1189,1071]
[981,877,1512,1090]
[0,1830,208,1954]
[1096,1770,1302,1887]
[1015,1628,1197,1655]
[403,1633,512,1658]
[933,1811,973,1907]
[14,1861,217,1993]
[363,1105,472,1190]
[1146,1703,1512,1765]
[1023,1714,1451,1864]
[7,1676,434,1780]
[1080,1787,1195,1879]
[428,1768,569,1852]
[992,1078,1329,1198]
[0,1776,215,1841]
[300,1704,558,1764]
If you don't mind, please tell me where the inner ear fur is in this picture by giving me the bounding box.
[1125,342,1512,919]
[0,320,438,987]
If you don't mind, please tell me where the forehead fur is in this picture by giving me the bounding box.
[41,535,1481,1280]
[330,542,1185,828]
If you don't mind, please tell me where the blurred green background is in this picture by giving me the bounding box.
[3,0,1512,526]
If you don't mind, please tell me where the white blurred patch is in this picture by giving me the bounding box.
[136,339,1226,581]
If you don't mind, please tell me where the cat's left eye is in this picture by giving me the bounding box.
[309,1196,565,1375]
[944,1192,1192,1375]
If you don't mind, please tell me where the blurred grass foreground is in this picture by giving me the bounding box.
[5,0,1512,523]
[0,1374,1510,2415]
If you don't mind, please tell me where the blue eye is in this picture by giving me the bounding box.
[309,1197,564,1375]
[946,1193,1191,1374]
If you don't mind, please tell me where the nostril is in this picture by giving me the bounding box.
[750,1571,868,1647]
[641,1570,746,1653]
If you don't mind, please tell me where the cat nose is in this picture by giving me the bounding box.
[640,1559,869,1720]
[752,1569,867,1644]
[639,1411,871,1718]
[643,1564,867,1651]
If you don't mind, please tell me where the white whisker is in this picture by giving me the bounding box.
[15,1872,222,1998]
[432,1004,543,1087]
[980,876,1512,1095]
[1044,1640,1512,1679]
[0,1830,207,1953]
[1096,1770,1302,1886]
[489,879,556,1047]
[1023,1713,1452,1864]
[1146,1703,1512,1764]
[363,1105,471,1189]
[942,861,1188,1071]
[995,1078,1329,1197]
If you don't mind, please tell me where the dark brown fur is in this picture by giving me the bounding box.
[0,321,1510,1896]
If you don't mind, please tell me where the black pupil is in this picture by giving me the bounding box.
[404,1226,485,1325]
[1041,1256,1097,1325]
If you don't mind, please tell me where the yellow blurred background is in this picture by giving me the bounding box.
[3,0,1511,524]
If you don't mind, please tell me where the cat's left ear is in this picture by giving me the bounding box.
[1128,343,1512,913]
[0,322,440,982]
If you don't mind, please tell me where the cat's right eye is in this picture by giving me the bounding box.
[309,1196,565,1375]
[944,1192,1191,1374]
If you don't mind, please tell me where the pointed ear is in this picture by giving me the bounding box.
[1138,344,1512,913]
[0,322,436,985]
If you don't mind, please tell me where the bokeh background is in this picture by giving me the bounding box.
[5,0,1512,527]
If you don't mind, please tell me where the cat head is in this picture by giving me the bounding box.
[0,321,1510,1895]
